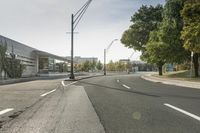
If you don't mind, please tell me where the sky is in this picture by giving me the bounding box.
[0,0,165,62]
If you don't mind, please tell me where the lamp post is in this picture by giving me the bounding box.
[104,49,106,75]
[70,0,92,79]
[190,51,194,78]
[127,52,134,74]
[104,39,118,76]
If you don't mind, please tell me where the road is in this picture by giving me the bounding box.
[79,74,200,133]
[0,73,199,133]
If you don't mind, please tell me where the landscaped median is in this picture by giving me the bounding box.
[141,71,200,89]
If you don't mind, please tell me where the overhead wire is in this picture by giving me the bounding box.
[73,0,92,30]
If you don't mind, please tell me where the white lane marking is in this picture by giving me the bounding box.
[164,103,200,121]
[0,108,14,115]
[41,89,57,97]
[61,81,65,86]
[61,81,78,87]
[122,84,131,89]
[117,80,120,83]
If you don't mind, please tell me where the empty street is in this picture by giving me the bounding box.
[0,73,199,133]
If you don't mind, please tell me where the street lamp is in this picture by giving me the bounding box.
[70,0,92,79]
[104,39,118,76]
[127,52,134,74]
[190,51,194,78]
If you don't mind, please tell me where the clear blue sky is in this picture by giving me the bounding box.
[0,0,165,62]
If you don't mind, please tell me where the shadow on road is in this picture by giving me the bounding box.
[78,81,160,98]
[78,81,200,100]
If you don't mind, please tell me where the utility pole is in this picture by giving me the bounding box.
[69,0,92,79]
[70,14,74,79]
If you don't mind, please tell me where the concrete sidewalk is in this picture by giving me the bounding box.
[0,82,105,133]
[0,76,67,85]
[141,74,200,89]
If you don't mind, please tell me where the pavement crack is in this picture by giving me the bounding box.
[0,120,4,129]
[8,110,24,119]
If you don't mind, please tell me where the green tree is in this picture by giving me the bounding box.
[159,0,189,64]
[145,0,190,75]
[107,60,115,71]
[121,5,163,53]
[0,41,25,78]
[121,5,164,75]
[145,31,168,75]
[5,57,25,78]
[63,63,68,72]
[181,1,200,77]
[96,61,103,71]
[0,41,7,77]
[90,60,97,72]
[82,61,90,72]
[115,62,126,72]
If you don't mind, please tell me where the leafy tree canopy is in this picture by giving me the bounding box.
[0,41,26,78]
[121,5,163,52]
[145,0,189,66]
[181,2,200,53]
[96,61,103,70]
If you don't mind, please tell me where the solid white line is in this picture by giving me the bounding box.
[41,89,57,97]
[122,84,131,89]
[0,108,14,115]
[164,103,200,121]
[61,81,78,87]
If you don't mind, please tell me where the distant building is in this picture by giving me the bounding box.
[0,35,70,78]
[131,60,156,72]
[66,56,98,64]
[119,59,130,64]
[164,63,176,72]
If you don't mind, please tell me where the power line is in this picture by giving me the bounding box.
[73,0,92,30]
[74,0,90,23]
[74,0,91,17]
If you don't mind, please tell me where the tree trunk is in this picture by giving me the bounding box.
[158,65,163,76]
[193,53,199,77]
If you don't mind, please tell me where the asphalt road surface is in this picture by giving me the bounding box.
[0,73,200,133]
[78,74,200,133]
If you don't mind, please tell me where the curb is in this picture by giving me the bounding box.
[65,74,104,81]
[0,75,68,85]
[141,75,200,89]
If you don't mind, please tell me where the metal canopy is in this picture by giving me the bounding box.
[34,50,70,62]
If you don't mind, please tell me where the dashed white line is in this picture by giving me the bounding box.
[122,84,131,89]
[61,81,78,87]
[41,89,57,97]
[117,80,120,83]
[164,103,200,122]
[0,108,14,115]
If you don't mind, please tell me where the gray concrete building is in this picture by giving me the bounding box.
[66,56,98,64]
[0,35,70,78]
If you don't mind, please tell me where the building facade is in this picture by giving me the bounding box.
[0,35,70,78]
